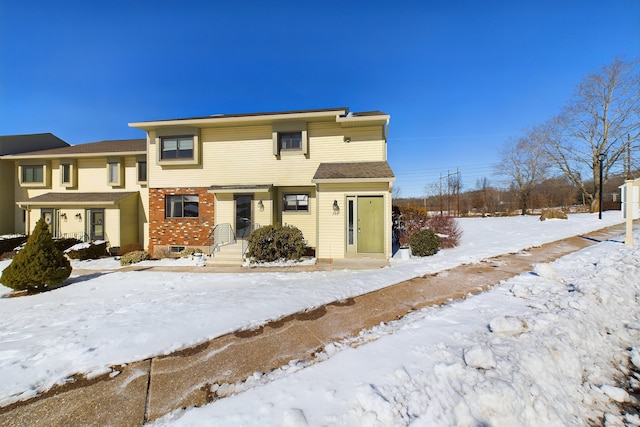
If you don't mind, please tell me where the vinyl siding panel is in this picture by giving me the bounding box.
[119,194,139,248]
[277,186,316,247]
[316,183,392,260]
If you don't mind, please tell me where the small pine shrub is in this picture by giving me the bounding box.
[65,241,108,260]
[247,225,306,262]
[0,218,72,292]
[409,229,440,257]
[117,243,144,256]
[425,215,463,248]
[119,250,151,266]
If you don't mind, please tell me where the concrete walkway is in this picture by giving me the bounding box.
[0,223,630,427]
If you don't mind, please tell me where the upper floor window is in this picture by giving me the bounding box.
[166,195,199,218]
[161,136,194,160]
[108,161,120,185]
[283,193,309,212]
[22,165,44,183]
[137,160,147,183]
[61,163,71,184]
[278,132,302,150]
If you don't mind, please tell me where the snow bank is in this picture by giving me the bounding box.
[153,230,640,426]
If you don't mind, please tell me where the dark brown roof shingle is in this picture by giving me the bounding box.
[312,161,395,181]
[19,192,138,205]
[6,139,146,157]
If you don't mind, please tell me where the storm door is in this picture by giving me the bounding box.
[41,208,57,237]
[235,195,253,239]
[89,209,105,240]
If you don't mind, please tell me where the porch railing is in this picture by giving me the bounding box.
[210,223,236,253]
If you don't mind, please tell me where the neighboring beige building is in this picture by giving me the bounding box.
[0,133,70,235]
[2,139,148,252]
[129,107,395,262]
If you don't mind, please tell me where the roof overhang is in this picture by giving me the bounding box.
[207,184,273,194]
[129,108,350,131]
[16,192,138,208]
[3,151,145,160]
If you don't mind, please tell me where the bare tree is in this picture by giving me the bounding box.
[496,132,550,215]
[543,57,640,212]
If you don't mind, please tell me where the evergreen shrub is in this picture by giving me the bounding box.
[119,250,150,266]
[0,218,72,292]
[65,241,108,260]
[247,225,306,262]
[53,238,82,252]
[0,236,27,254]
[409,228,440,257]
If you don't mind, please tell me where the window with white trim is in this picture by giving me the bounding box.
[283,193,309,212]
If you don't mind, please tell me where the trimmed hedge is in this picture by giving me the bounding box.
[247,225,306,262]
[409,228,440,257]
[65,242,108,260]
[120,250,151,266]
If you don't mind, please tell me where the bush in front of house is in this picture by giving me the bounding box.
[53,238,82,252]
[119,250,151,266]
[117,243,144,256]
[65,241,108,260]
[0,218,71,293]
[247,225,306,262]
[0,235,27,255]
[393,205,429,247]
[425,214,463,248]
[179,247,204,258]
[409,228,440,257]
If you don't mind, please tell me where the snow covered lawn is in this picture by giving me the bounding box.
[0,212,635,425]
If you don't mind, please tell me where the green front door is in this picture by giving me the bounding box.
[357,196,384,253]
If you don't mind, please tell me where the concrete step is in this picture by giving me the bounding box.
[207,243,245,266]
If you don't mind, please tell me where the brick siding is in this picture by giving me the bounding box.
[148,187,214,255]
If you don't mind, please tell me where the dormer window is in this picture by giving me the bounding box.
[160,136,194,160]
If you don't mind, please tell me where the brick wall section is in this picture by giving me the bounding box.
[148,188,214,255]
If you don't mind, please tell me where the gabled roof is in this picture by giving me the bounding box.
[2,139,146,159]
[0,133,69,156]
[17,192,139,207]
[312,161,395,182]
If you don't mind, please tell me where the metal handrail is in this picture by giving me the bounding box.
[210,223,236,253]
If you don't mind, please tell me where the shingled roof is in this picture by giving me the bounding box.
[17,192,139,206]
[3,139,146,158]
[312,161,395,182]
[0,133,69,155]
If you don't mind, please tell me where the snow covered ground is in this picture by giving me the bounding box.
[0,212,637,426]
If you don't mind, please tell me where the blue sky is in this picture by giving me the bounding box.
[1,0,639,196]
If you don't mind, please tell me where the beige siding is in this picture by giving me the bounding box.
[316,183,392,260]
[118,194,139,248]
[277,186,316,247]
[0,160,16,234]
[148,123,387,189]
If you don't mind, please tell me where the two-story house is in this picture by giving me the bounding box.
[129,107,395,262]
[3,139,148,252]
[0,133,69,235]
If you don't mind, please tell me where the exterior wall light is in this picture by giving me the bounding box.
[344,136,351,143]
[333,199,340,214]
[257,200,264,211]
[60,213,67,220]
[75,213,82,220]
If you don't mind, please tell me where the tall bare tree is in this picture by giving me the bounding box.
[496,132,549,215]
[543,57,640,212]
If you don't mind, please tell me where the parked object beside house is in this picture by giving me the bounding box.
[0,133,69,235]
[2,139,148,253]
[129,107,395,263]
